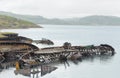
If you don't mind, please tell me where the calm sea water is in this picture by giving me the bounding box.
[0,25,120,78]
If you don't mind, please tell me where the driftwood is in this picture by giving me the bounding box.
[33,38,54,45]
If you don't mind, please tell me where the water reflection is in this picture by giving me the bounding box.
[14,65,57,78]
[82,55,114,62]
[0,54,115,78]
[62,61,70,69]
[63,55,114,68]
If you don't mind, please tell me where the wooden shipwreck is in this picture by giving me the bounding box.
[0,32,116,77]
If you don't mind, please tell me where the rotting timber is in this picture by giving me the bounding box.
[0,42,39,69]
[33,38,54,45]
[0,33,115,70]
[34,43,115,63]
[0,32,38,69]
[0,32,33,43]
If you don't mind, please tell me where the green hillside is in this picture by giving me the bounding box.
[0,15,41,29]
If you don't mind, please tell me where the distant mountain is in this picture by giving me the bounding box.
[1,11,120,25]
[0,11,70,25]
[0,15,41,29]
[64,15,120,25]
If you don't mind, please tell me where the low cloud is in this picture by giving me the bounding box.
[0,0,120,18]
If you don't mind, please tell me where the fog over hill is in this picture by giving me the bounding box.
[1,11,120,26]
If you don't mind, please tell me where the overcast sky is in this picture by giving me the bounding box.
[0,0,120,18]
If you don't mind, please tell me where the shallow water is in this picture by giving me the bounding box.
[0,25,120,78]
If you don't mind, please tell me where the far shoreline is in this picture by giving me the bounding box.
[38,24,120,27]
[0,25,43,30]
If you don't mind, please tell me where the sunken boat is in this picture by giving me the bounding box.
[0,32,39,69]
[0,32,116,77]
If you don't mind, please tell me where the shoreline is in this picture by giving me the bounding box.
[0,27,43,30]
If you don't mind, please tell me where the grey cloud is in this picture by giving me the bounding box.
[0,0,120,18]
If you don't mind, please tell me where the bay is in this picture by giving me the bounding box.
[0,25,120,78]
